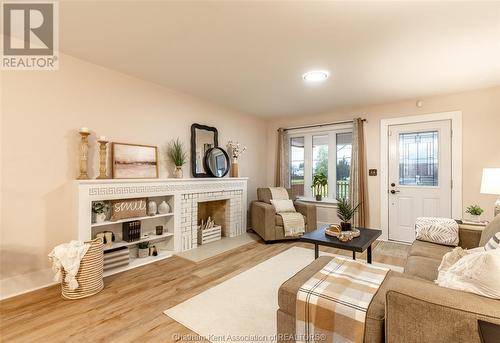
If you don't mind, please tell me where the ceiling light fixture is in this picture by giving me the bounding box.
[303,70,329,82]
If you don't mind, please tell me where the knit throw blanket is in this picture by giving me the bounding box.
[48,240,90,290]
[280,212,305,237]
[296,257,389,343]
[269,187,289,200]
[269,187,305,237]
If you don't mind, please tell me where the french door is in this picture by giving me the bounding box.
[388,120,452,242]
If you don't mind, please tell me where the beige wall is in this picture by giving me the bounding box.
[0,54,268,295]
[266,87,500,227]
[1,52,499,298]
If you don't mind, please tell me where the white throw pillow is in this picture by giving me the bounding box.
[271,199,296,213]
[436,249,500,299]
[415,217,459,246]
[485,232,500,250]
[437,247,484,282]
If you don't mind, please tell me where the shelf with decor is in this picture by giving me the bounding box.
[103,250,174,277]
[91,212,174,228]
[103,232,174,252]
[89,194,177,275]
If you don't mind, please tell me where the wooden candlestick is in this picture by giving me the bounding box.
[97,140,109,179]
[77,131,91,180]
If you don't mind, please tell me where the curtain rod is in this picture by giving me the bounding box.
[278,118,366,132]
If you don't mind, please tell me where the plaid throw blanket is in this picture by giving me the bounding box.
[296,257,389,343]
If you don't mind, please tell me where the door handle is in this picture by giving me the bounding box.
[390,190,400,194]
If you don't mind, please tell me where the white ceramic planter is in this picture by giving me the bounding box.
[137,248,149,258]
[95,212,106,223]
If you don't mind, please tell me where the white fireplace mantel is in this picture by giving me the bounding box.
[76,177,248,258]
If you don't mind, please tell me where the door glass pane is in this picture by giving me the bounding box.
[336,132,352,198]
[399,131,438,186]
[290,137,305,198]
[312,135,328,197]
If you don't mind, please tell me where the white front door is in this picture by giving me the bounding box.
[388,120,452,243]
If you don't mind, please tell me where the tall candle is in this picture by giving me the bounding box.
[79,127,89,133]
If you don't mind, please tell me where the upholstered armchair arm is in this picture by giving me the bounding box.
[385,276,500,343]
[294,201,317,232]
[458,225,482,249]
[251,201,276,241]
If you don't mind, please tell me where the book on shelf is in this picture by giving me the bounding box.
[123,220,141,242]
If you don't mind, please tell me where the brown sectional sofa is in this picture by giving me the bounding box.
[251,188,317,242]
[277,216,500,342]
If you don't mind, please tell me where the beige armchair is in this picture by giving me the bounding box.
[250,188,317,242]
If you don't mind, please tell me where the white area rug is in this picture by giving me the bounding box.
[164,247,403,342]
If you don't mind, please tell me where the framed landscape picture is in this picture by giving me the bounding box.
[112,143,158,179]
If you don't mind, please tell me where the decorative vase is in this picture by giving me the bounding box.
[95,212,106,223]
[148,200,157,216]
[340,222,352,231]
[230,158,239,177]
[104,232,113,248]
[315,194,322,201]
[173,166,183,178]
[158,201,170,214]
[138,248,149,258]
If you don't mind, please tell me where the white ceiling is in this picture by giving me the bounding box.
[59,1,500,117]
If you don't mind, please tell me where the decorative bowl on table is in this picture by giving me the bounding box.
[325,224,360,242]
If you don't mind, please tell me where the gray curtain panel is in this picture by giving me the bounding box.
[349,118,368,227]
[275,128,290,188]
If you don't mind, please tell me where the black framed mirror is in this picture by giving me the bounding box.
[204,147,230,177]
[191,124,218,177]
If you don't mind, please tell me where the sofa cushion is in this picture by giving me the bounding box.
[408,239,453,260]
[364,270,424,343]
[479,213,500,246]
[271,199,296,213]
[278,256,331,316]
[485,232,500,250]
[404,255,441,281]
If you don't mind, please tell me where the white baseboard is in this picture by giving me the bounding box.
[0,268,56,300]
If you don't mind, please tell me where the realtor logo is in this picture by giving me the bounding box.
[2,1,59,70]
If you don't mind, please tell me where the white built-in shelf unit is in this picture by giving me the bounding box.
[76,178,248,276]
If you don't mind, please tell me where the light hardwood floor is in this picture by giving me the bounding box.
[0,237,408,343]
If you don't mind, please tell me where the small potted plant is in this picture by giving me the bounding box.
[312,172,328,201]
[137,241,149,258]
[465,204,484,222]
[337,197,360,231]
[168,138,187,178]
[92,201,109,224]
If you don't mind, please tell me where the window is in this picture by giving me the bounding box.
[336,132,352,198]
[290,137,305,198]
[288,125,352,200]
[399,131,439,186]
[312,135,328,197]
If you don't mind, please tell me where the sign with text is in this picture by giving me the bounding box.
[2,1,59,70]
[110,198,147,221]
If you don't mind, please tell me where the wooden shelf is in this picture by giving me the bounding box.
[103,250,174,277]
[103,232,174,251]
[91,212,174,228]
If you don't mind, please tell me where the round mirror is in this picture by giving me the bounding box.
[204,147,230,178]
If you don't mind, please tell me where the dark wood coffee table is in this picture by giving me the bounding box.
[300,225,382,263]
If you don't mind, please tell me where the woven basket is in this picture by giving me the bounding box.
[61,238,104,300]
